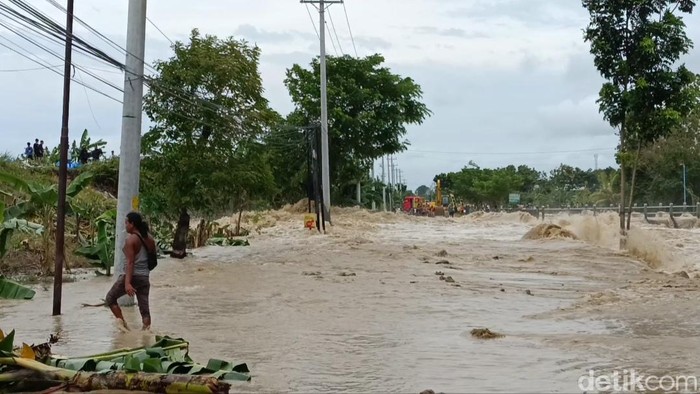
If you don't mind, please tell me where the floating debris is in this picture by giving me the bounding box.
[470,328,504,339]
[522,224,578,240]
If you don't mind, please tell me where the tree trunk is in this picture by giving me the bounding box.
[626,140,642,230]
[618,125,627,244]
[235,207,244,236]
[171,208,189,259]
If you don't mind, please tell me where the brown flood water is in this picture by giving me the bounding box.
[2,208,700,393]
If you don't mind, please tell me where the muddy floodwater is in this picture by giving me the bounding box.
[2,208,700,393]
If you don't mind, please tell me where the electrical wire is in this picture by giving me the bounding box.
[342,2,358,57]
[324,21,338,55]
[403,147,615,156]
[0,38,123,103]
[147,16,174,46]
[0,64,61,71]
[327,8,344,55]
[305,4,320,40]
[75,68,102,129]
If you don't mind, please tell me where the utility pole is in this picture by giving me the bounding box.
[301,0,342,224]
[682,163,687,206]
[370,163,376,211]
[381,156,386,211]
[114,0,148,306]
[388,156,394,211]
[594,154,599,171]
[53,0,75,316]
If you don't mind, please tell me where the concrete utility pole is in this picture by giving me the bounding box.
[381,156,386,211]
[370,164,376,211]
[114,0,148,306]
[388,156,394,210]
[53,0,75,316]
[301,0,342,223]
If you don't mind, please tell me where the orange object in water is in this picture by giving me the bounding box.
[304,214,316,230]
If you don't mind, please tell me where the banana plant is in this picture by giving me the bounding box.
[74,209,116,276]
[70,129,106,162]
[0,201,43,259]
[0,171,93,273]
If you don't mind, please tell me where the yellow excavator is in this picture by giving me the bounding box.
[434,179,445,216]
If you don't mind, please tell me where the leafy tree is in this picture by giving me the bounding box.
[415,185,431,197]
[263,116,312,206]
[142,29,277,254]
[284,54,431,202]
[583,0,698,233]
[637,122,699,204]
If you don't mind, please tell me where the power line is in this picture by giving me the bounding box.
[342,2,358,57]
[147,16,174,46]
[324,20,338,55]
[403,147,616,156]
[0,64,61,71]
[75,68,102,129]
[304,4,320,40]
[0,37,123,103]
[327,8,344,55]
[0,19,124,92]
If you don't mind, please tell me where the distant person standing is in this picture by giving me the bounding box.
[32,139,40,159]
[24,142,33,160]
[37,140,45,159]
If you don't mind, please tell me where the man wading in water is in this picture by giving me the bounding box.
[105,212,156,331]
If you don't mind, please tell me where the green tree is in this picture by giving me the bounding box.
[415,185,431,197]
[284,54,431,202]
[142,29,276,254]
[637,122,699,204]
[583,0,698,233]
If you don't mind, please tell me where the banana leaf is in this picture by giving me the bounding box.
[0,330,247,393]
[0,276,35,300]
[0,217,44,259]
[47,336,250,382]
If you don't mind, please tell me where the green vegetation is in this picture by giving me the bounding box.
[582,0,698,230]
[0,329,248,393]
[5,0,700,273]
[428,114,700,209]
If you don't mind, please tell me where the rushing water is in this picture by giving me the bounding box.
[2,208,700,393]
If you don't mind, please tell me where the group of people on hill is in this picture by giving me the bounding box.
[23,139,47,160]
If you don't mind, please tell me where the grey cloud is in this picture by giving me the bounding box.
[233,24,315,44]
[353,36,392,50]
[386,56,619,186]
[445,0,585,28]
[262,51,315,67]
[411,26,489,39]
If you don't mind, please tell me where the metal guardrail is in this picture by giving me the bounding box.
[514,203,700,227]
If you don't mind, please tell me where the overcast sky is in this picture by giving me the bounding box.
[2,0,700,190]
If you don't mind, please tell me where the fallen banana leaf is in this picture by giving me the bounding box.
[1,330,250,393]
[0,357,231,393]
[47,335,250,382]
[0,276,35,300]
